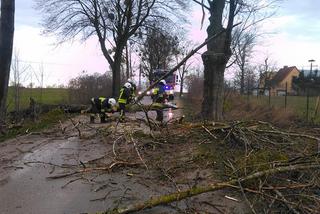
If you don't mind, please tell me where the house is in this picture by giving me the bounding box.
[258,71,277,95]
[269,66,300,96]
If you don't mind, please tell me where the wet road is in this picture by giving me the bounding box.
[135,96,181,122]
[0,97,181,214]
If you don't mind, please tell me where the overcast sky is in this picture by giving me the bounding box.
[10,0,320,86]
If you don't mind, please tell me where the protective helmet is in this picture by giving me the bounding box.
[159,79,166,85]
[127,78,136,89]
[124,82,132,89]
[127,78,134,84]
[108,98,116,106]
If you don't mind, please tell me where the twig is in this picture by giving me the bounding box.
[61,177,82,189]
[129,133,148,170]
[59,120,66,133]
[91,189,121,202]
[254,129,320,142]
[201,201,225,214]
[24,161,76,168]
[113,136,123,157]
[94,183,111,192]
[135,101,154,131]
[228,160,256,213]
[67,115,81,137]
[95,163,320,214]
[237,179,257,214]
[227,185,315,213]
[47,171,79,179]
[115,188,131,210]
[272,188,300,214]
[202,125,217,139]
[159,167,180,192]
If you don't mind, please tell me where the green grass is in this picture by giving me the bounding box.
[245,95,320,123]
[0,108,67,142]
[6,87,69,111]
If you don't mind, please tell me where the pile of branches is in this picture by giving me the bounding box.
[101,120,320,214]
[159,120,320,214]
[37,114,320,213]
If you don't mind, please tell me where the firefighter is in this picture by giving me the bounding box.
[127,78,137,103]
[153,79,167,122]
[89,97,117,123]
[118,82,132,122]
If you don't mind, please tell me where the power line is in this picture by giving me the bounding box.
[14,59,74,66]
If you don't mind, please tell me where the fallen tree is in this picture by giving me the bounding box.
[95,163,320,214]
[35,111,319,213]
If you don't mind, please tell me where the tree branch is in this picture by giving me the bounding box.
[95,163,320,214]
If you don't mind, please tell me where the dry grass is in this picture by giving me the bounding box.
[181,94,299,127]
[225,95,299,127]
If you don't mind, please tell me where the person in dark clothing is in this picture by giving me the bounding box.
[127,78,137,103]
[153,79,167,122]
[118,82,132,122]
[89,97,117,123]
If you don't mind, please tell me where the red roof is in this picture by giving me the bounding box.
[271,66,297,86]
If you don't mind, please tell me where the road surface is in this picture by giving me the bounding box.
[0,97,182,214]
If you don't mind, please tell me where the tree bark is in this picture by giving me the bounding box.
[201,0,235,120]
[112,58,122,98]
[112,43,126,97]
[179,76,184,97]
[240,61,245,95]
[0,0,15,124]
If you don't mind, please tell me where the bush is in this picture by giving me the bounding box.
[68,72,113,104]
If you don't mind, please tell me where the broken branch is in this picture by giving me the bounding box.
[95,163,320,214]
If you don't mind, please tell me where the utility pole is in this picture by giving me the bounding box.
[306,59,315,123]
[309,59,315,76]
[139,64,142,89]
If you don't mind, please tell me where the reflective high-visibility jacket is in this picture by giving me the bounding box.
[153,83,166,103]
[91,97,112,112]
[118,87,131,104]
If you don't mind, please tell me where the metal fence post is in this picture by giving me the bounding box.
[306,88,310,122]
[285,82,288,109]
[268,87,271,106]
[247,84,250,105]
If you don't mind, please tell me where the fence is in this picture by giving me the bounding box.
[243,89,320,124]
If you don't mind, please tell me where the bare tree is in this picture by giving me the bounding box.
[258,57,277,95]
[232,29,257,94]
[234,65,258,94]
[11,51,29,113]
[192,0,277,120]
[0,0,15,126]
[139,26,180,84]
[175,43,195,97]
[36,0,188,97]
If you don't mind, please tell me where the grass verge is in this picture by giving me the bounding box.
[0,108,67,142]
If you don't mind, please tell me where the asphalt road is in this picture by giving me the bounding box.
[0,97,182,214]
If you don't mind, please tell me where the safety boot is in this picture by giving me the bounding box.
[100,115,106,123]
[90,115,95,123]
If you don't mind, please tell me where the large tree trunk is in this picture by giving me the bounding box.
[201,0,234,120]
[201,51,227,120]
[179,77,184,97]
[112,44,126,97]
[179,66,186,97]
[0,0,15,124]
[112,57,122,98]
[240,61,245,95]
